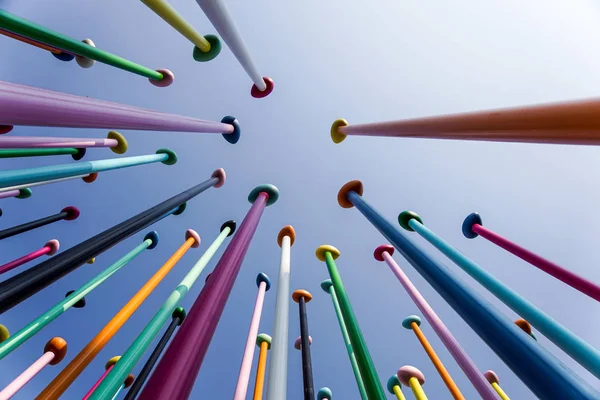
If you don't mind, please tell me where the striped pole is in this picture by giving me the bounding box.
[317,387,332,400]
[330,98,600,145]
[83,357,121,400]
[338,180,600,399]
[400,210,600,378]
[0,338,66,399]
[233,273,271,400]
[0,10,175,86]
[253,334,271,400]
[514,319,537,340]
[463,212,600,302]
[0,188,31,200]
[0,239,59,275]
[0,148,85,160]
[484,371,510,400]
[92,222,237,399]
[0,81,241,143]
[266,225,296,400]
[0,232,158,359]
[315,245,386,399]
[0,173,94,194]
[0,131,128,154]
[194,0,274,98]
[121,307,187,400]
[0,28,74,59]
[387,375,406,400]
[397,366,427,400]
[37,229,201,399]
[374,245,494,399]
[293,290,315,400]
[140,0,221,61]
[0,206,79,241]
[138,184,279,400]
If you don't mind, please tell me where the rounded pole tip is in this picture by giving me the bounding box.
[256,272,272,291]
[514,318,533,335]
[45,239,60,255]
[87,258,95,264]
[124,374,135,388]
[107,131,128,154]
[205,273,212,283]
[211,168,227,188]
[105,356,121,370]
[52,52,75,62]
[172,307,186,325]
[16,188,32,199]
[143,231,160,249]
[156,148,178,165]
[0,125,14,134]
[320,279,333,293]
[248,184,279,206]
[45,337,67,365]
[277,225,296,247]
[387,374,402,394]
[61,206,80,220]
[402,315,422,329]
[75,39,96,68]
[150,68,175,87]
[398,211,423,232]
[317,387,332,400]
[337,180,363,208]
[251,77,275,98]
[220,220,237,236]
[185,229,201,248]
[83,172,98,183]
[256,333,272,349]
[220,116,241,144]
[374,244,394,261]
[483,370,499,384]
[316,245,340,261]
[0,324,10,343]
[294,335,312,350]
[65,290,86,308]
[192,34,222,62]
[330,118,348,144]
[173,202,187,216]
[462,212,482,239]
[0,208,2,217]
[72,148,86,161]
[397,365,425,386]
[292,289,312,303]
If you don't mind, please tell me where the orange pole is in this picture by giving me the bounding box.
[253,334,271,400]
[0,29,63,54]
[36,230,200,399]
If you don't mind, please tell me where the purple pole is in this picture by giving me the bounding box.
[0,131,128,154]
[374,244,497,399]
[138,184,279,400]
[0,239,59,275]
[0,188,30,200]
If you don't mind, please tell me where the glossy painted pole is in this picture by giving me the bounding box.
[0,10,174,85]
[0,188,31,200]
[0,28,68,55]
[401,211,600,378]
[83,358,117,400]
[374,245,494,399]
[233,273,271,400]
[0,206,79,241]
[463,212,600,302]
[0,233,157,359]
[484,371,510,400]
[330,97,600,145]
[194,0,274,97]
[293,290,315,400]
[0,81,240,143]
[0,147,84,159]
[253,334,271,400]
[37,229,200,399]
[387,375,406,400]
[315,245,386,399]
[138,184,279,400]
[0,338,66,400]
[0,131,128,154]
[397,366,427,400]
[0,168,224,314]
[338,180,600,399]
[92,222,237,399]
[266,225,295,400]
[0,239,59,275]
[320,280,367,400]
[0,173,93,194]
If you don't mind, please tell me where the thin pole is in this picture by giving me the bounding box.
[0,173,92,194]
[0,148,83,159]
[83,363,115,400]
[397,366,427,400]
[138,184,279,400]
[484,371,510,400]
[253,334,271,400]
[0,239,59,275]
[0,131,128,154]
[386,375,405,400]
[0,206,79,241]
[294,290,315,400]
[0,188,31,200]
[0,28,67,55]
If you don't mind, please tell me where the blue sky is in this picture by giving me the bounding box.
[1,0,600,398]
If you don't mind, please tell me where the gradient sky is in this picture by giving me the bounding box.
[1,0,600,398]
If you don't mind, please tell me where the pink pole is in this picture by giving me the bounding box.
[233,273,271,400]
[83,366,113,400]
[0,137,116,148]
[0,190,19,200]
[374,245,497,399]
[0,239,59,275]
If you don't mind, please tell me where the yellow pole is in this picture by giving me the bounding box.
[408,377,428,400]
[397,366,428,400]
[491,382,510,400]
[485,370,510,400]
[393,385,406,400]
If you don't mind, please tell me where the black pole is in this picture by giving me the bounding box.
[0,206,79,240]
[123,307,186,400]
[0,169,224,314]
[294,290,315,400]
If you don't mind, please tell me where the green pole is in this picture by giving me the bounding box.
[89,221,236,399]
[0,148,81,159]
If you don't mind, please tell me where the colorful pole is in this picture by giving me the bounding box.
[293,289,315,400]
[0,188,31,200]
[138,184,279,400]
[0,28,73,59]
[82,357,121,400]
[233,273,271,400]
[330,97,600,145]
[194,0,274,97]
[0,173,94,194]
[64,290,86,309]
[0,167,222,314]
[514,319,537,340]
[399,210,600,378]
[0,232,158,359]
[0,239,59,275]
[338,180,600,399]
[483,370,510,400]
[315,245,386,399]
[121,307,187,400]
[253,333,271,400]
[37,229,201,399]
[266,225,296,400]
[463,212,600,302]
[0,337,66,399]
[0,131,128,154]
[92,222,237,399]
[0,10,175,86]
[0,206,79,241]
[112,374,135,400]
[320,280,367,400]
[317,387,332,400]
[387,375,406,400]
[0,147,85,160]
[0,81,241,143]
[374,245,494,399]
[397,366,427,400]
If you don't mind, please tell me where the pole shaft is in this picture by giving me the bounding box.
[0,245,50,275]
[298,297,315,400]
[252,342,269,400]
[0,136,116,148]
[393,385,406,400]
[0,351,54,399]
[408,377,428,400]
[0,28,64,53]
[82,366,113,400]
[491,382,510,400]
[0,148,79,158]
[0,189,19,199]
[0,211,67,240]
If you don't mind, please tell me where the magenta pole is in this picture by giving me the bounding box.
[83,366,114,400]
[233,273,271,400]
[462,213,600,302]
[374,245,497,399]
[0,239,59,275]
[138,184,279,400]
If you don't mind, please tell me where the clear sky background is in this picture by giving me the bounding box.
[1,0,600,398]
